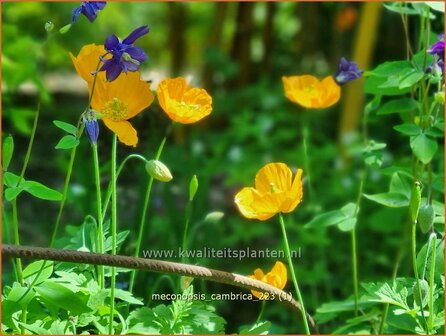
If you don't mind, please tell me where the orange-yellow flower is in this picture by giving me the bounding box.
[157,77,212,124]
[69,44,108,85]
[282,75,340,109]
[70,44,154,147]
[235,163,303,221]
[249,261,287,299]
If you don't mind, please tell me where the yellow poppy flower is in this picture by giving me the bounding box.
[91,72,154,146]
[157,77,212,124]
[249,261,287,299]
[235,163,303,221]
[70,44,154,147]
[282,75,340,109]
[69,44,108,85]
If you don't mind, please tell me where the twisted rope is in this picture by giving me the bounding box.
[2,244,314,327]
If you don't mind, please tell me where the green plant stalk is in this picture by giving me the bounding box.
[109,134,118,335]
[128,124,172,294]
[10,103,39,334]
[351,228,359,316]
[255,300,266,324]
[148,275,176,304]
[92,144,105,288]
[428,234,436,332]
[278,214,310,335]
[181,202,193,264]
[302,115,313,199]
[49,124,84,247]
[351,173,365,317]
[101,154,147,219]
[412,221,429,333]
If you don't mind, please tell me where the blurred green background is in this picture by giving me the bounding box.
[2,2,444,333]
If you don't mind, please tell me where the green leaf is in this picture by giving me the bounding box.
[425,126,444,138]
[21,181,62,201]
[53,120,78,136]
[304,209,346,229]
[4,187,24,201]
[393,123,422,136]
[365,76,411,96]
[35,280,91,315]
[111,288,143,305]
[239,321,271,334]
[55,135,79,150]
[389,172,411,198]
[23,260,54,285]
[366,60,412,77]
[398,70,424,89]
[376,98,418,115]
[3,171,21,187]
[6,282,36,307]
[383,2,419,15]
[2,135,14,171]
[364,192,409,207]
[410,133,438,164]
[425,2,445,13]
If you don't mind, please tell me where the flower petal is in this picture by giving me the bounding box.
[281,168,303,213]
[104,34,119,51]
[103,119,138,147]
[70,44,106,83]
[122,25,150,45]
[255,162,292,195]
[234,187,279,221]
[269,261,287,289]
[105,62,123,82]
[126,46,148,62]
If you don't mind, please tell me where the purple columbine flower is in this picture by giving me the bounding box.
[72,2,106,23]
[85,114,99,145]
[99,25,149,82]
[334,57,363,85]
[428,34,444,61]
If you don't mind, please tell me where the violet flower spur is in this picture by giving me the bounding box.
[72,2,106,23]
[334,57,363,85]
[99,25,150,82]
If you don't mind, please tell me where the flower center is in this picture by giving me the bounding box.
[102,97,129,121]
[270,182,277,193]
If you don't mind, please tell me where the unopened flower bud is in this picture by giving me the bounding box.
[45,21,54,32]
[145,160,173,182]
[189,175,198,201]
[435,91,444,105]
[204,211,224,224]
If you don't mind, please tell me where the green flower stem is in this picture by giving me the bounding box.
[11,102,40,334]
[428,233,436,332]
[351,173,365,317]
[181,201,193,264]
[101,154,148,220]
[412,220,429,333]
[302,115,313,200]
[92,144,105,288]
[278,214,310,335]
[128,123,173,294]
[109,134,118,335]
[255,300,266,324]
[49,123,84,247]
[351,228,359,316]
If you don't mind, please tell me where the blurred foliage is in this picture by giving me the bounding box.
[2,1,445,334]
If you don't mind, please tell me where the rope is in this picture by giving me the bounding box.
[2,244,315,327]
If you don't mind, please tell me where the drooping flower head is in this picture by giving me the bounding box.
[72,2,106,23]
[235,163,303,221]
[99,25,149,82]
[84,113,99,145]
[70,44,154,146]
[249,261,287,299]
[157,77,213,124]
[282,75,340,109]
[333,57,363,85]
[428,34,445,61]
